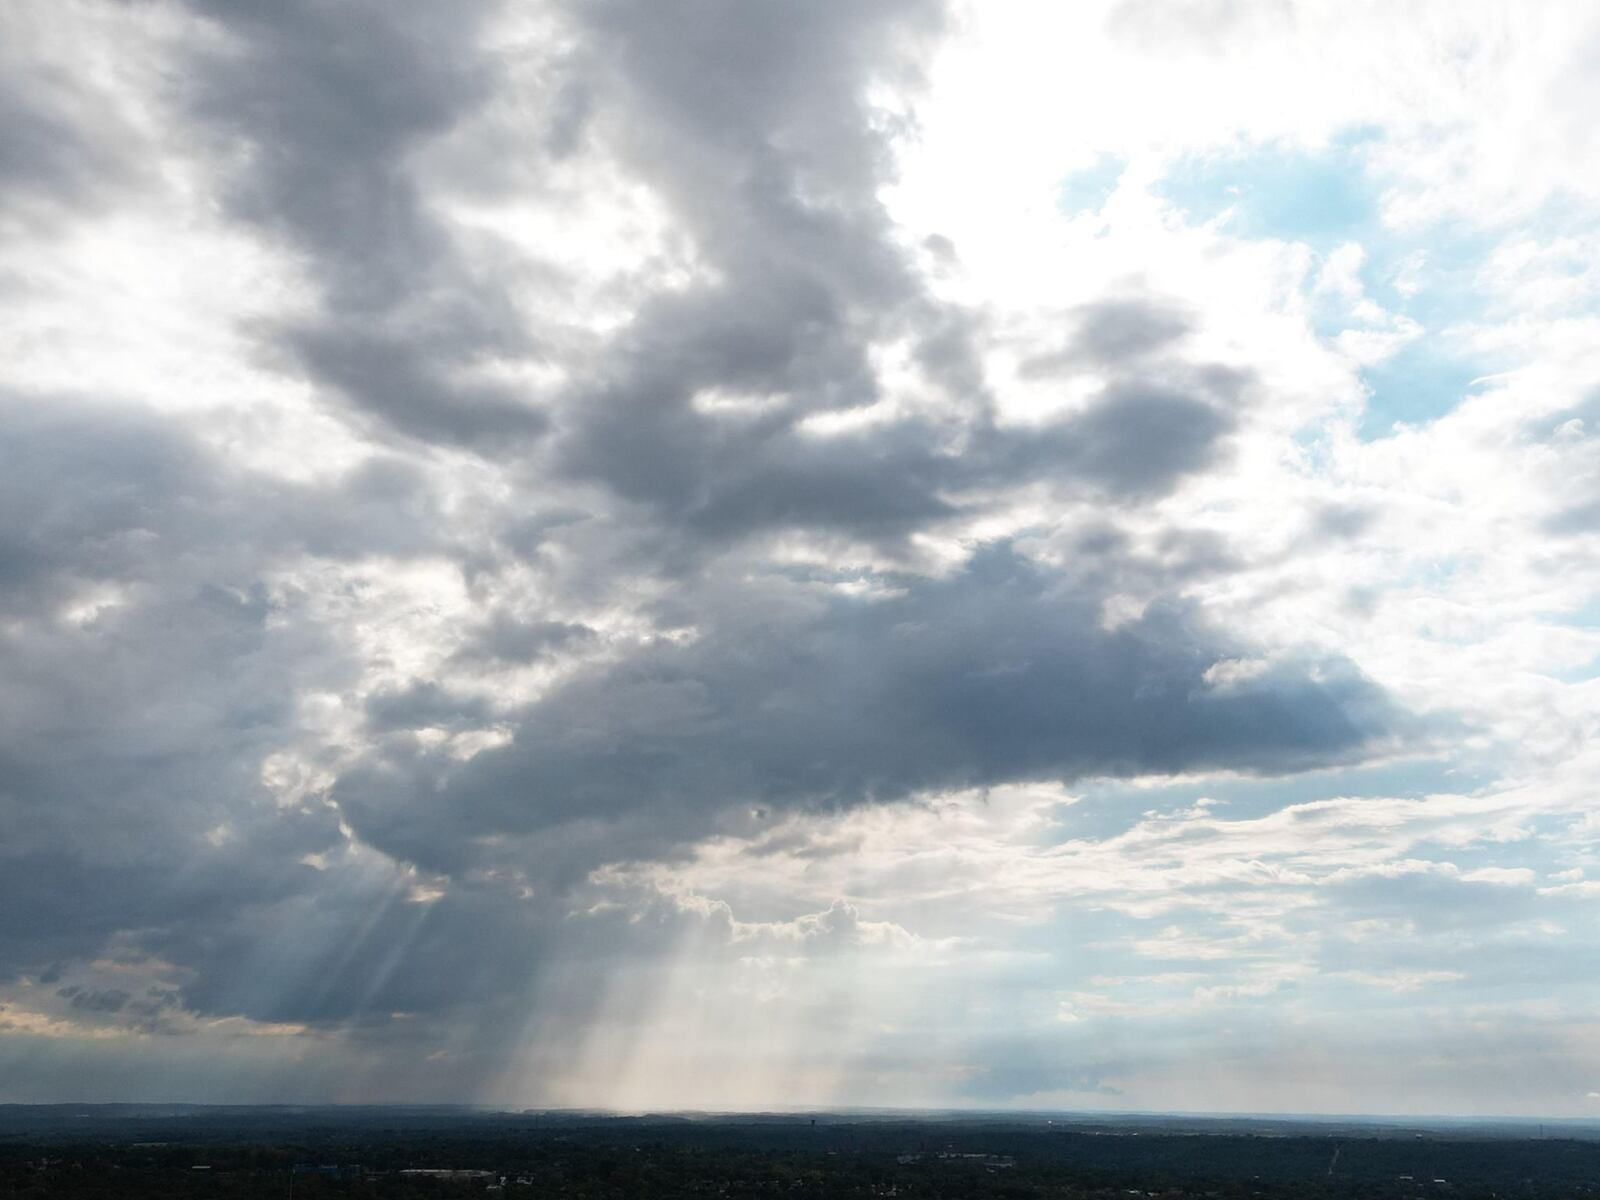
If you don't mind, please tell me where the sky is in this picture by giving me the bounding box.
[2,0,1600,1118]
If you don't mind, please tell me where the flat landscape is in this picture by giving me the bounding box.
[3,1108,1598,1200]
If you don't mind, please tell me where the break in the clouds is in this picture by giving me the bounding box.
[2,0,1599,1116]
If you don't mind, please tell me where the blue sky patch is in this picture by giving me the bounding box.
[1057,154,1126,216]
[1357,337,1489,439]
[1152,135,1515,439]
[1155,132,1380,247]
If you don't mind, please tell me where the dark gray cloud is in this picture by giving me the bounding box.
[1040,383,1235,497]
[1546,497,1600,534]
[0,396,432,989]
[0,0,1412,1089]
[186,0,547,448]
[452,614,597,666]
[1022,298,1195,377]
[1310,501,1378,541]
[334,542,1393,889]
[0,70,122,209]
[548,0,975,545]
[57,986,130,1015]
[0,397,444,613]
[366,681,494,734]
[0,8,154,230]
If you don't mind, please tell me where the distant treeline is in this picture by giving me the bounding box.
[2,1110,1598,1200]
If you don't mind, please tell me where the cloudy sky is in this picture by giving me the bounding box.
[3,0,1600,1117]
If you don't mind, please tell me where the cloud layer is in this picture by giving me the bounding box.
[2,0,1599,1115]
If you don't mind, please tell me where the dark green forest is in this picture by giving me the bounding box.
[2,1108,1597,1200]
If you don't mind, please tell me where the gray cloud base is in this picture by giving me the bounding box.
[0,0,1415,1100]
